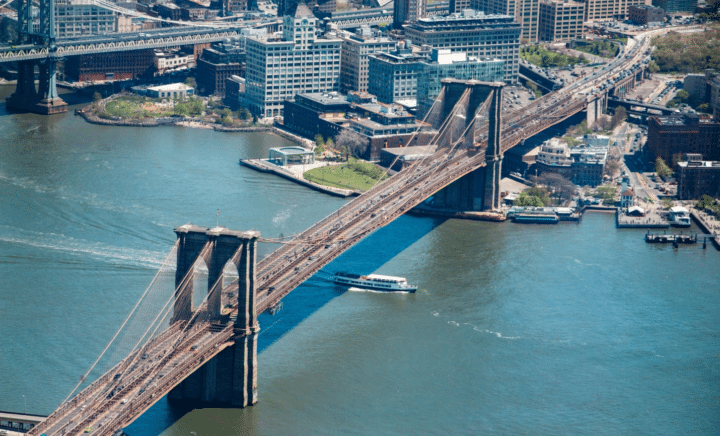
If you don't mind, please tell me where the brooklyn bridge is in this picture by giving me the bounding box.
[24,28,657,436]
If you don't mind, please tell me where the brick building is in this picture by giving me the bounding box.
[647,114,720,164]
[628,5,665,24]
[677,154,720,200]
[64,49,155,81]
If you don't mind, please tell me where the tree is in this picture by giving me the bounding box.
[185,77,197,88]
[671,152,685,169]
[515,192,545,207]
[174,102,189,116]
[655,157,672,178]
[661,198,673,209]
[93,91,103,101]
[315,134,325,148]
[222,115,233,126]
[188,98,204,116]
[606,160,621,176]
[610,106,627,129]
[675,89,690,102]
[538,173,576,204]
[648,60,660,73]
[334,128,368,158]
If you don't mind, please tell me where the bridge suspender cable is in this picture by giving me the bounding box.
[62,241,179,403]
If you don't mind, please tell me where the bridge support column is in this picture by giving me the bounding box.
[481,84,503,211]
[169,225,259,407]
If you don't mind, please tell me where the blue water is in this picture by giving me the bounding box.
[1,87,718,435]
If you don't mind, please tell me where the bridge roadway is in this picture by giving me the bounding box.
[29,29,660,436]
[0,20,280,63]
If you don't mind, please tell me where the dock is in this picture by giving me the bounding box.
[645,232,698,244]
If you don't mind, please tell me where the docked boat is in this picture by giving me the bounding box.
[333,272,417,292]
[512,212,559,224]
[668,206,691,227]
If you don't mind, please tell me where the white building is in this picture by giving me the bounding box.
[154,51,196,76]
[243,2,342,118]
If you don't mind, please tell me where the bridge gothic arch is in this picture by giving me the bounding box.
[170,224,259,407]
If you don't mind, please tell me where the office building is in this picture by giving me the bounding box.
[416,49,505,116]
[367,44,427,104]
[403,9,521,83]
[471,0,540,42]
[584,0,646,21]
[55,0,119,37]
[243,3,342,118]
[338,26,398,93]
[538,0,585,42]
[651,0,696,14]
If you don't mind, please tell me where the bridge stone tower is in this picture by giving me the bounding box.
[6,0,67,115]
[430,80,504,211]
[169,224,260,407]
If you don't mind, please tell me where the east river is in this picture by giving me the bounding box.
[1,87,718,435]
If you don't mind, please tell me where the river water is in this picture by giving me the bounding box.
[1,87,718,435]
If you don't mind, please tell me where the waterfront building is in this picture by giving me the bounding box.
[647,113,720,163]
[416,49,505,117]
[535,135,609,187]
[403,9,521,83]
[283,91,435,159]
[242,3,342,118]
[677,154,720,200]
[225,76,246,109]
[627,4,665,24]
[269,146,315,166]
[367,44,428,104]
[196,46,244,97]
[338,26,398,94]
[621,187,635,208]
[651,0,696,13]
[537,0,585,42]
[584,0,646,20]
[64,49,155,81]
[283,91,352,141]
[394,0,426,27]
[144,83,195,99]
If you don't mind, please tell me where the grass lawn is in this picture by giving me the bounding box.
[104,96,174,118]
[304,162,388,192]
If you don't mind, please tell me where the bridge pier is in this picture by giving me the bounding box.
[586,92,607,127]
[169,224,260,407]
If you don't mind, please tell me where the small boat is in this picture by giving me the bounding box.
[333,272,417,292]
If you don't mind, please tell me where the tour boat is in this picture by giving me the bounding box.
[333,272,417,292]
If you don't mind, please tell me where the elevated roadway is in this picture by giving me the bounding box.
[28,28,666,436]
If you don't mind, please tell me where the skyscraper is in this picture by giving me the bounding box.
[394,0,426,28]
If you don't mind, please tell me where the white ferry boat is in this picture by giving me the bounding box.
[334,272,417,292]
[668,206,691,227]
